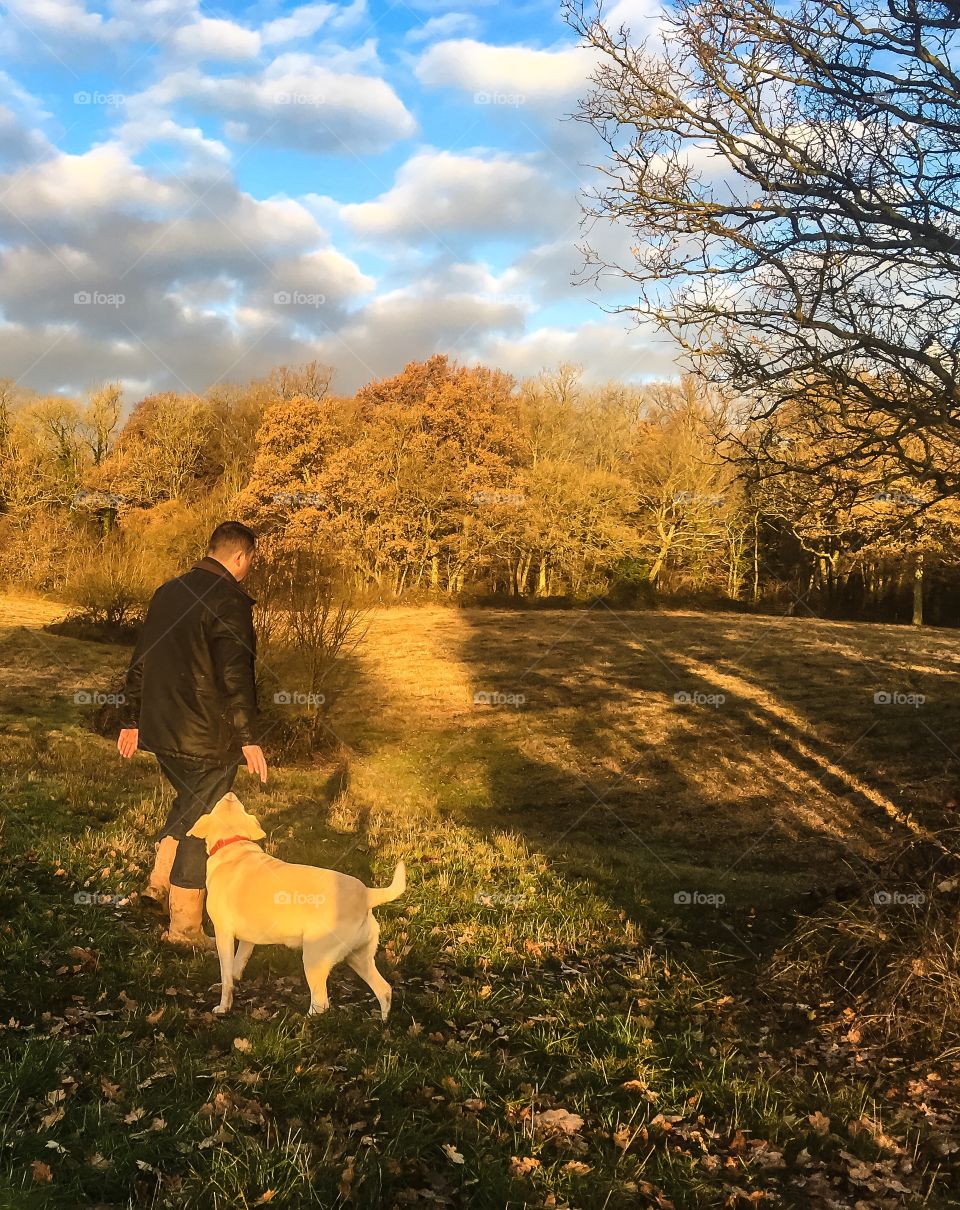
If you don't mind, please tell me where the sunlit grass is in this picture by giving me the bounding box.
[0,596,957,1206]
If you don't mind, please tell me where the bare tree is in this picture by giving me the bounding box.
[266,361,334,403]
[567,0,960,494]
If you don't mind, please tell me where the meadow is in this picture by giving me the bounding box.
[1,595,959,1208]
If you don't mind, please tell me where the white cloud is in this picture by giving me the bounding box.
[0,143,178,224]
[172,17,260,61]
[262,3,335,44]
[3,0,108,41]
[405,12,479,44]
[343,149,577,242]
[139,54,416,155]
[309,287,526,386]
[0,139,372,382]
[602,0,665,42]
[118,115,230,165]
[416,38,598,102]
[0,104,52,166]
[473,319,680,384]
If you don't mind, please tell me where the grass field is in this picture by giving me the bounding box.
[1,595,959,1208]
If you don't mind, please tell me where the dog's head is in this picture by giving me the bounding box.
[187,792,267,852]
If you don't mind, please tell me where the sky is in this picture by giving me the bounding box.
[0,0,677,400]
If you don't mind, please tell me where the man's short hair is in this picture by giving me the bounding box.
[207,521,256,558]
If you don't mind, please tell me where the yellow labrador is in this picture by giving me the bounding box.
[187,793,405,1019]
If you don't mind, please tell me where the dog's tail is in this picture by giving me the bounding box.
[367,860,406,908]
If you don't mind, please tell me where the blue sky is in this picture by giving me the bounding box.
[0,0,676,399]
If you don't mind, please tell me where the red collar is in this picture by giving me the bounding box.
[209,834,255,857]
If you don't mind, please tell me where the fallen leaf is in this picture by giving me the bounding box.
[561,1161,592,1175]
[509,1156,541,1178]
[442,1143,465,1164]
[808,1111,831,1137]
[31,1161,53,1183]
[535,1108,584,1136]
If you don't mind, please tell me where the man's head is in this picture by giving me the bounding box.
[207,521,256,582]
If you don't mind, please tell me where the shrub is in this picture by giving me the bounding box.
[59,538,151,640]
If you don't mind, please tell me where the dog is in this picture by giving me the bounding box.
[186,793,405,1019]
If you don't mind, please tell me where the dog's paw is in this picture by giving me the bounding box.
[212,1004,230,1015]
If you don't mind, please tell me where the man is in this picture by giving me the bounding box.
[118,521,268,946]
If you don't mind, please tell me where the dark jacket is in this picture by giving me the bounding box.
[121,557,258,763]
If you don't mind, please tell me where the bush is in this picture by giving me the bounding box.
[249,538,367,761]
[0,509,90,593]
[58,538,151,641]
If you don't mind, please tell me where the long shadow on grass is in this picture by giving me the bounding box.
[383,606,960,955]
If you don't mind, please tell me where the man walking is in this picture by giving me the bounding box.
[118,521,268,946]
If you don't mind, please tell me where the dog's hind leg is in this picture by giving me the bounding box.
[212,927,236,1015]
[302,939,336,1016]
[232,939,255,981]
[345,920,393,1022]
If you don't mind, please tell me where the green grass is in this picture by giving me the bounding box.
[0,597,958,1207]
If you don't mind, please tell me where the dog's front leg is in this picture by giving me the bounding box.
[303,939,334,1015]
[212,928,236,1015]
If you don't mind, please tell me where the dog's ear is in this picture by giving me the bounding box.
[238,807,266,842]
[187,812,213,840]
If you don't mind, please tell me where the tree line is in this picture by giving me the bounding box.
[1,354,955,626]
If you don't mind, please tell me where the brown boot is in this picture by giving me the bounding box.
[163,886,215,950]
[141,836,178,913]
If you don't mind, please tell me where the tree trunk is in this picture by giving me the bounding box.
[912,554,923,626]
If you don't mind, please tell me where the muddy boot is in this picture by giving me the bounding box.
[141,836,178,914]
[163,886,215,950]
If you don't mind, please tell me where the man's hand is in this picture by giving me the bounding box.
[118,728,139,758]
[242,744,268,783]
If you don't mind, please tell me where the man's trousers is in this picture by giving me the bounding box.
[155,755,240,890]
